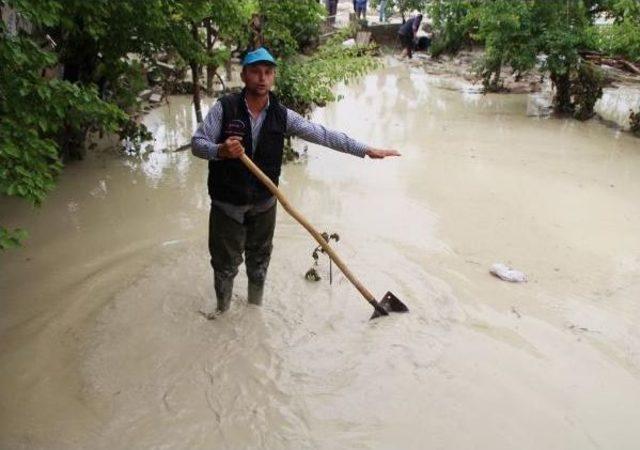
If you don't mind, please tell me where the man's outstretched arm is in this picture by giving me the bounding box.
[286,109,400,159]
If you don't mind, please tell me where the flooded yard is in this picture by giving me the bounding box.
[1,61,639,449]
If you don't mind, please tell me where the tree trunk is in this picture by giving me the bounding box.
[490,64,502,91]
[58,124,86,161]
[205,19,214,92]
[191,22,203,124]
[250,13,264,50]
[551,71,573,115]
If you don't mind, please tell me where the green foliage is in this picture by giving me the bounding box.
[534,0,590,71]
[0,227,28,251]
[275,26,380,114]
[608,0,640,21]
[100,59,148,111]
[396,0,429,15]
[168,0,253,61]
[427,0,478,57]
[1,0,254,249]
[274,25,380,162]
[571,62,604,120]
[0,25,125,208]
[370,0,429,18]
[214,0,255,44]
[590,18,640,61]
[0,27,125,249]
[472,0,537,91]
[6,0,62,28]
[532,0,605,116]
[428,0,608,115]
[259,0,325,57]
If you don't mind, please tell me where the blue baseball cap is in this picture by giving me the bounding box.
[242,47,277,67]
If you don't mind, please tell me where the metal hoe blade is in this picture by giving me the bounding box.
[370,291,409,320]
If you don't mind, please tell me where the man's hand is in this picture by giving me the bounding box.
[219,135,245,159]
[365,148,401,159]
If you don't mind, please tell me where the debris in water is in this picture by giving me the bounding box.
[305,267,321,282]
[567,323,600,334]
[149,93,163,103]
[304,231,340,283]
[490,263,527,283]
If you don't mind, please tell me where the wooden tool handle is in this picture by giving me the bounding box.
[239,153,377,304]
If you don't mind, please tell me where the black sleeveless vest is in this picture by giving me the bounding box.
[207,90,287,205]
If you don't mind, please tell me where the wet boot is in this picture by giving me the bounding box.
[247,281,264,306]
[215,277,234,313]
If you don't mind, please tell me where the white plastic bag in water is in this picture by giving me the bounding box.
[490,263,527,283]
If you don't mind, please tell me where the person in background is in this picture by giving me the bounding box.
[379,0,388,22]
[397,13,423,59]
[191,47,400,316]
[325,0,338,26]
[355,0,368,20]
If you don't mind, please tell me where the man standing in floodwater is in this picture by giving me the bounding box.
[191,47,399,315]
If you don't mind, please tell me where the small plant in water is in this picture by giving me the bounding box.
[304,232,340,283]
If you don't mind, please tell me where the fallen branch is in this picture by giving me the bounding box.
[582,52,640,75]
[621,59,640,76]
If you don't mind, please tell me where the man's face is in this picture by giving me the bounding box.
[241,63,276,96]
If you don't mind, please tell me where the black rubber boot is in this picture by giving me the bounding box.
[247,281,264,306]
[215,277,234,313]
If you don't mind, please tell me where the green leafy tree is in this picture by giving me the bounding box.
[1,0,381,250]
[428,0,607,118]
[472,0,537,91]
[589,0,640,61]
[259,0,325,57]
[1,0,252,248]
[275,26,380,114]
[1,2,126,249]
[427,0,479,57]
[274,25,380,160]
[371,0,429,21]
[165,0,253,123]
[532,0,603,117]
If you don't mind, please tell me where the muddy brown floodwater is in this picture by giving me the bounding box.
[1,60,640,450]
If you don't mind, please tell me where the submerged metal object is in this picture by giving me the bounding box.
[370,291,410,320]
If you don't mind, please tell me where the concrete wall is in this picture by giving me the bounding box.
[366,23,401,47]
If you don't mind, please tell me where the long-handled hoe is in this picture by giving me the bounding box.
[240,154,409,320]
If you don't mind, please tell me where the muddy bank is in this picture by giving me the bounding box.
[1,61,640,449]
[411,49,640,132]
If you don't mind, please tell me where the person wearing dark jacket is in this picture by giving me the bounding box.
[398,13,423,59]
[191,47,400,315]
